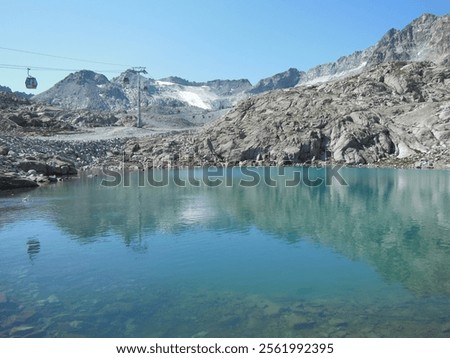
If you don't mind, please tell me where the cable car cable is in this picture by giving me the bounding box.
[0,63,126,74]
[0,46,134,68]
[0,46,148,90]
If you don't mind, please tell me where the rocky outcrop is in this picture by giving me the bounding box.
[0,85,33,99]
[17,157,77,176]
[249,68,306,94]
[0,91,128,190]
[33,70,129,112]
[128,61,450,168]
[0,92,121,134]
[205,79,253,96]
[0,131,128,190]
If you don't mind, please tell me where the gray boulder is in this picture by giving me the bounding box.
[0,146,9,155]
[0,174,39,190]
[18,157,77,176]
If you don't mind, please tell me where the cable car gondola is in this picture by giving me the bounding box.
[123,77,130,85]
[25,68,38,89]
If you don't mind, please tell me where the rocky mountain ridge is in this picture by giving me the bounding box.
[0,85,32,99]
[33,70,252,112]
[28,13,449,123]
[252,13,449,90]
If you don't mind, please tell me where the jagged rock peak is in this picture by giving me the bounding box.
[61,70,109,85]
[368,13,450,65]
[33,70,129,111]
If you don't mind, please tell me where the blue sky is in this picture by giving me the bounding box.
[0,0,449,93]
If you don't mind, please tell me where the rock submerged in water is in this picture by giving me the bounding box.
[9,325,35,336]
[191,330,209,338]
[0,292,7,304]
[46,294,60,304]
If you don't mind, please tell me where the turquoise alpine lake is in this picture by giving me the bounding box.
[1,167,450,337]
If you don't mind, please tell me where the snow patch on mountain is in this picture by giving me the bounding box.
[151,80,221,109]
[177,90,217,110]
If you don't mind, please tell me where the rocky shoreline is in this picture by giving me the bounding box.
[0,133,128,190]
[0,136,448,192]
[0,129,446,192]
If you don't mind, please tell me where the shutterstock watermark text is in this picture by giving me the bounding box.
[100,162,348,188]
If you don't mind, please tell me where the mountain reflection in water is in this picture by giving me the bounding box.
[1,167,450,337]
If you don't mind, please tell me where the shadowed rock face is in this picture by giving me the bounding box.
[0,174,39,190]
[29,14,450,116]
[249,68,306,94]
[131,61,450,167]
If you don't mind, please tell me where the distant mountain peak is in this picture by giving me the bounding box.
[63,70,109,85]
[33,69,252,113]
